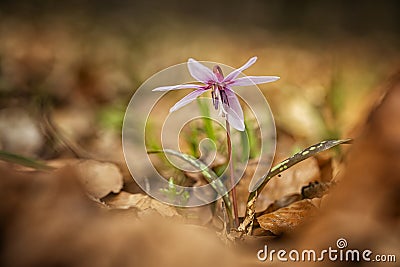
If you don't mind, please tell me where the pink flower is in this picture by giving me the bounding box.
[153,57,279,131]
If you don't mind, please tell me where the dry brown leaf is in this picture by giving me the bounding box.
[75,159,123,198]
[260,157,321,206]
[258,180,333,215]
[103,191,181,218]
[301,180,334,199]
[236,156,320,218]
[257,199,318,235]
[279,72,400,267]
[310,197,322,208]
[103,191,150,209]
[0,165,240,267]
[263,193,302,214]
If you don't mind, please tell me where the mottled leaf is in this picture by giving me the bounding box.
[240,139,351,235]
[147,149,233,223]
[249,139,352,192]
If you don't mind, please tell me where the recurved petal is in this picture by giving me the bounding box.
[224,57,257,82]
[170,89,208,112]
[225,89,245,131]
[187,58,217,83]
[152,84,203,91]
[230,76,280,87]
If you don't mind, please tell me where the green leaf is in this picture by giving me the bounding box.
[0,150,55,171]
[249,139,352,192]
[239,139,352,234]
[147,148,233,225]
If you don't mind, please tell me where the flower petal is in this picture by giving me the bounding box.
[224,57,257,82]
[187,58,217,83]
[224,89,245,131]
[170,89,208,112]
[153,84,203,91]
[230,76,280,87]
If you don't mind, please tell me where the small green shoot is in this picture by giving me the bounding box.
[148,148,233,227]
[159,177,190,205]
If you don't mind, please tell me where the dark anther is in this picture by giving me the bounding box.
[219,89,230,106]
[211,88,219,110]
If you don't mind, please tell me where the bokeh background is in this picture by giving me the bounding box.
[1,1,400,266]
[1,0,399,160]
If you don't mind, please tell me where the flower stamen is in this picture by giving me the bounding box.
[211,65,230,113]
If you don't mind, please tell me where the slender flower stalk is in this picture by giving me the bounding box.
[153,57,279,228]
[212,64,241,227]
[226,119,239,227]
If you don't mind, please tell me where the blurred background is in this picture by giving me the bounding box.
[1,2,400,266]
[0,0,399,161]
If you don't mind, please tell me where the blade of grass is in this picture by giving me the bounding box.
[0,150,55,171]
[197,98,216,141]
[243,117,259,159]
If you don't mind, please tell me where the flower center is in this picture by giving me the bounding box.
[211,65,229,112]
